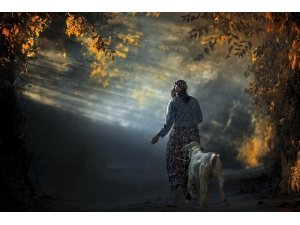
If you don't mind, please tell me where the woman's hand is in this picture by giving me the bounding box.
[150,134,159,145]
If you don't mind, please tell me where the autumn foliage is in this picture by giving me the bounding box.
[0,12,116,210]
[184,12,300,194]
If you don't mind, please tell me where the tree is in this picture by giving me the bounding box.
[183,12,300,194]
[0,12,116,210]
[0,13,115,82]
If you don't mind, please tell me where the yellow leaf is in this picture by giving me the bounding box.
[102,80,109,88]
[27,51,35,58]
[270,101,274,111]
[14,25,19,35]
[153,12,160,17]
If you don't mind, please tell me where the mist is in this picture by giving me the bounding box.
[18,12,256,203]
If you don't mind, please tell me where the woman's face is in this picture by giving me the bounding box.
[174,84,183,93]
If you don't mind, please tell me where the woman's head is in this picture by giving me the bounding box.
[171,80,190,101]
[173,80,187,91]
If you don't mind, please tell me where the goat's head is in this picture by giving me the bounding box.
[182,141,204,158]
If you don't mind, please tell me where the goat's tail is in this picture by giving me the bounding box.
[210,153,219,167]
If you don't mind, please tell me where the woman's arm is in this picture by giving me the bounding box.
[150,100,175,144]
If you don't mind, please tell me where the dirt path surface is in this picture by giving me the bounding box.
[31,172,300,212]
[33,192,299,212]
[18,97,300,213]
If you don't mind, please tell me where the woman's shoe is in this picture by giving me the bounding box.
[174,186,182,202]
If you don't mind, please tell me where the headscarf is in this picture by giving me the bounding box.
[174,80,187,90]
[171,80,191,103]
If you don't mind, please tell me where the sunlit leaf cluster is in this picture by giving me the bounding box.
[66,13,116,61]
[82,16,144,87]
[182,12,267,61]
[0,12,117,89]
[0,12,52,85]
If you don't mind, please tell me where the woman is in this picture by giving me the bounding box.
[150,79,203,202]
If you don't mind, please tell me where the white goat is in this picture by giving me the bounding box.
[182,141,229,207]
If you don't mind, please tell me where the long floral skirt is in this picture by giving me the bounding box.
[166,126,200,198]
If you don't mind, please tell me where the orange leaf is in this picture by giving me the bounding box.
[31,15,39,22]
[266,12,272,20]
[291,54,297,71]
[2,28,9,37]
[267,25,273,33]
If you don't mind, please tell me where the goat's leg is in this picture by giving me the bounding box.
[200,178,209,207]
[215,172,229,206]
[187,170,197,199]
[199,180,203,205]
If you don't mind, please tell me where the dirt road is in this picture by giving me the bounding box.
[31,168,300,212]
